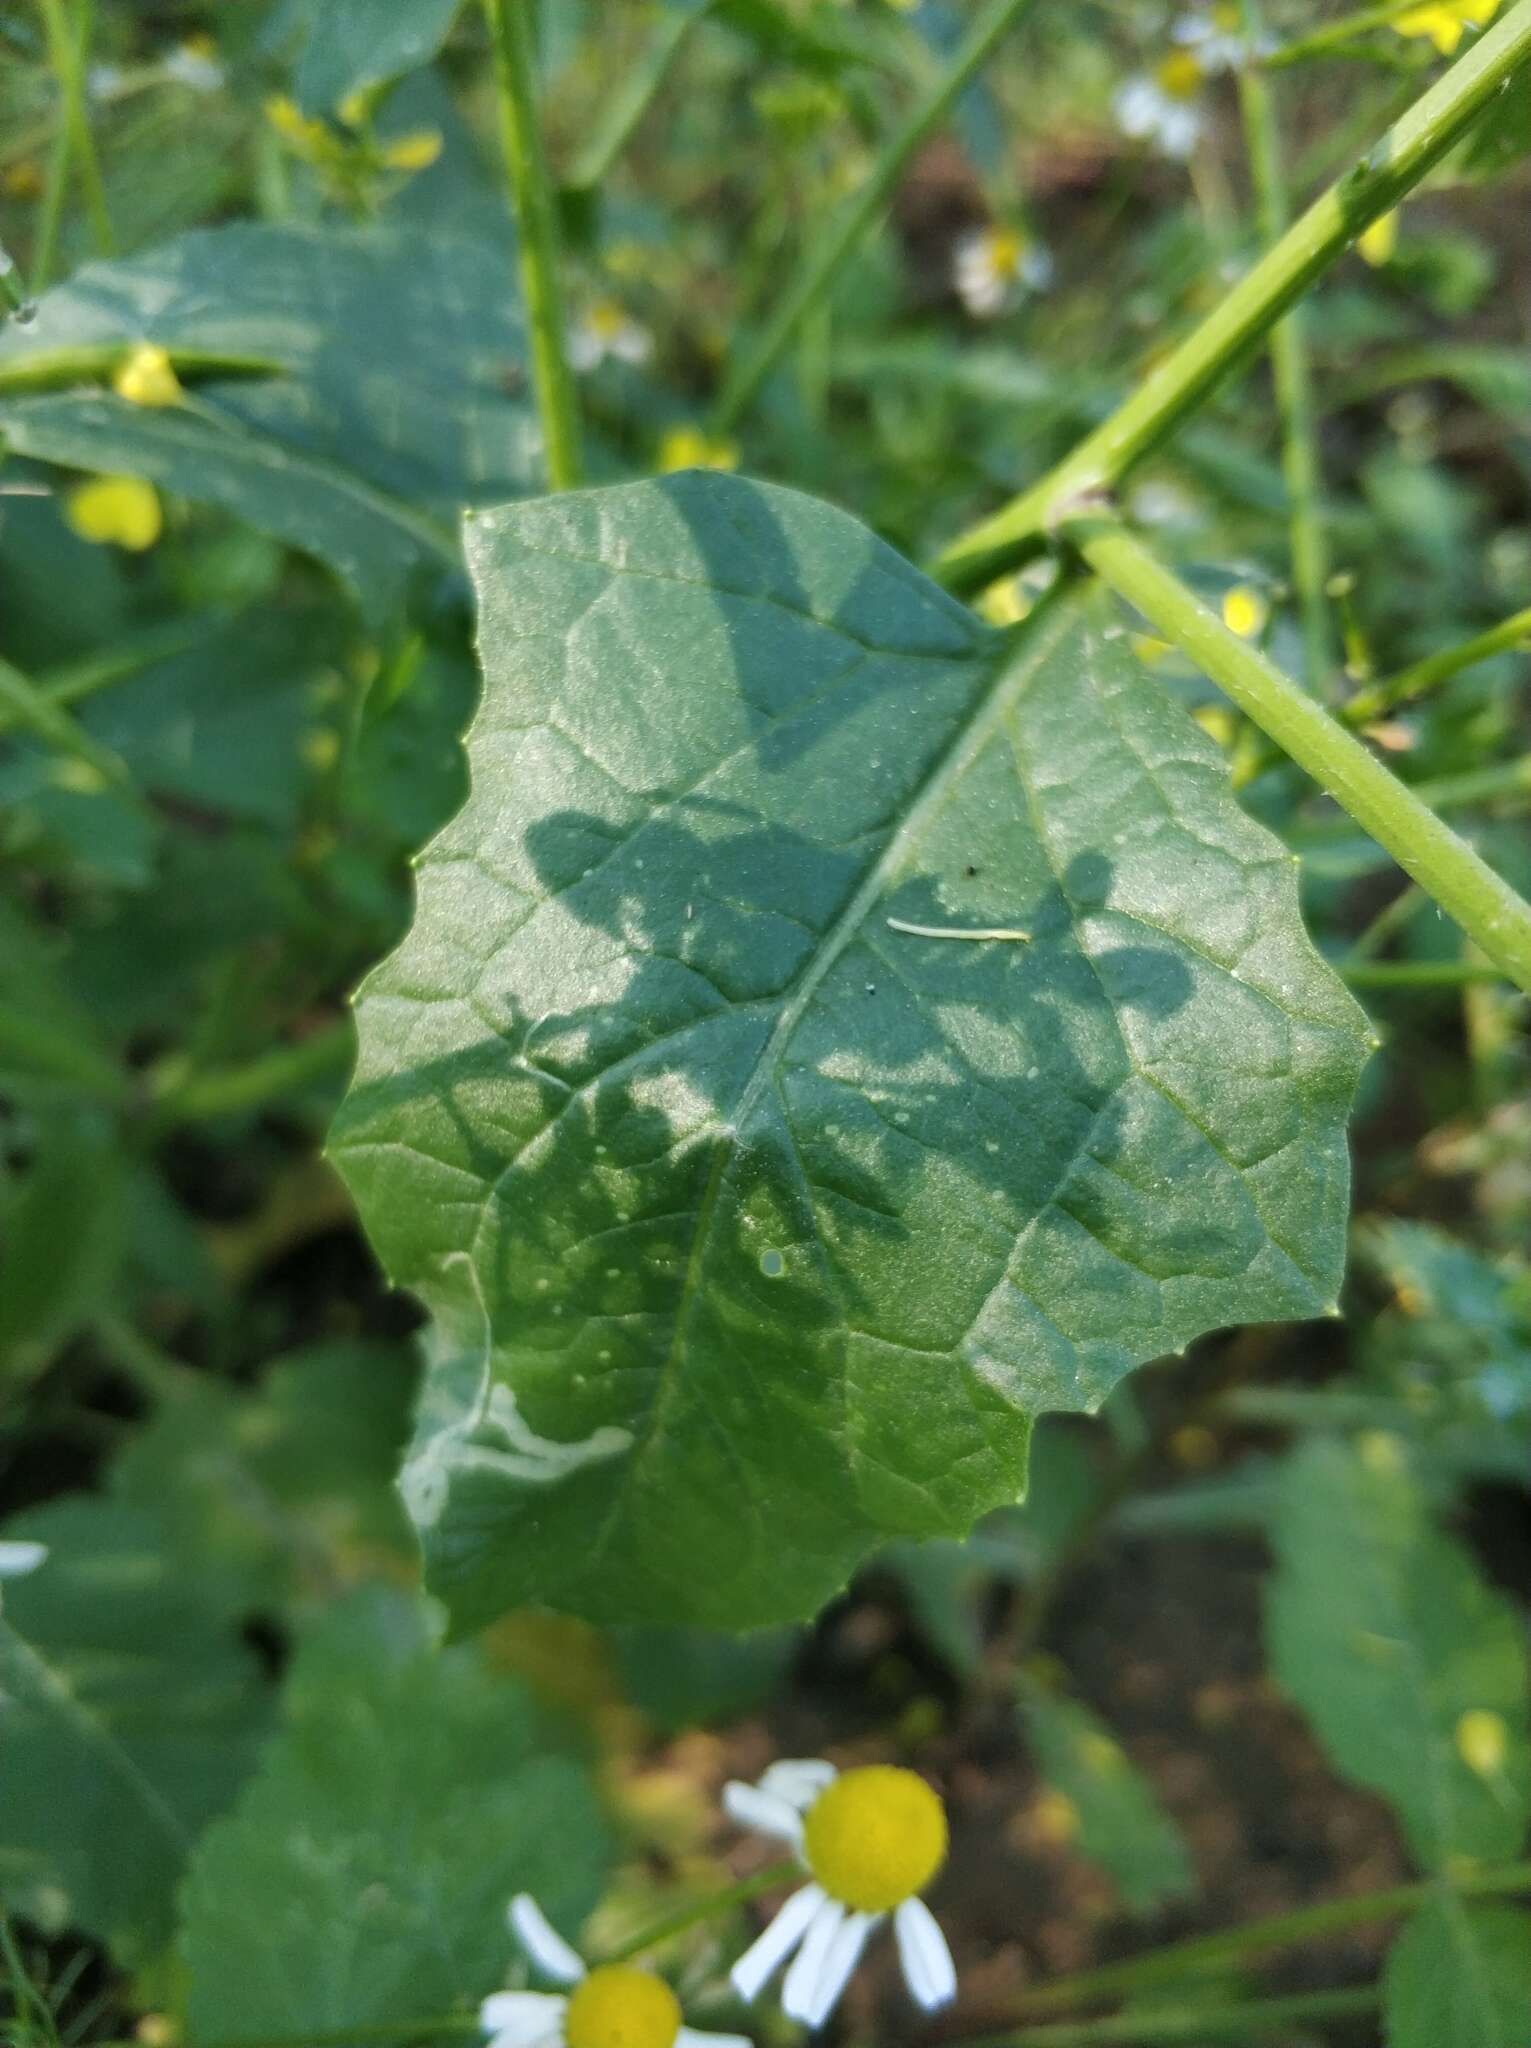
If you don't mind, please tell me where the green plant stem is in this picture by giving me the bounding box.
[985,1987,1378,2046]
[711,0,1041,432]
[1006,1860,1531,2019]
[1066,519,1531,995]
[0,1001,126,1101]
[1344,605,1531,723]
[568,2,711,191]
[0,344,281,396]
[1264,0,1440,69]
[604,1857,802,1962]
[1236,23,1333,694]
[0,620,212,739]
[33,0,113,287]
[1293,753,1531,836]
[0,651,135,790]
[151,1019,354,1130]
[1340,957,1509,987]
[931,0,1531,592]
[481,0,582,489]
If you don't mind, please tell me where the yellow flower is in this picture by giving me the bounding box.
[1359,211,1400,266]
[657,426,738,474]
[1391,0,1500,52]
[113,344,182,408]
[1221,584,1269,639]
[380,129,443,172]
[1455,1709,1508,1779]
[977,576,1031,627]
[1155,48,1207,99]
[65,475,163,551]
[264,95,328,157]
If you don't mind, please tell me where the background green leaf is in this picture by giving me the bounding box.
[1267,1435,1531,1871]
[333,471,1369,1631]
[178,1585,610,2042]
[1383,1899,1531,2048]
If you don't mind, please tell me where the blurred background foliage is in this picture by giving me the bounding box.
[0,1,1527,2044]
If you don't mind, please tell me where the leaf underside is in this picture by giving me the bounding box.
[332,472,1369,1630]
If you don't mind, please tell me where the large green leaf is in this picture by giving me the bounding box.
[332,472,1368,1630]
[178,1586,609,2042]
[266,0,465,112]
[0,1498,269,1968]
[1267,1436,1531,1870]
[1383,1901,1531,2048]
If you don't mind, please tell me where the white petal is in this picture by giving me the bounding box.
[677,2032,754,2048]
[479,1993,568,2046]
[1113,79,1160,137]
[781,1897,845,2026]
[567,330,602,373]
[508,1897,586,1985]
[730,1883,826,2003]
[0,1541,46,1578]
[722,1780,804,1845]
[895,1898,957,2012]
[759,1759,837,1809]
[804,1911,878,2029]
[613,325,653,365]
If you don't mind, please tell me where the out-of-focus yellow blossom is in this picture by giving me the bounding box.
[656,426,738,474]
[1455,1709,1508,1778]
[2,160,43,200]
[1132,632,1175,666]
[1221,584,1269,638]
[380,130,443,172]
[1392,0,1500,52]
[65,475,163,551]
[264,95,329,158]
[954,224,1052,318]
[113,344,182,408]
[1194,704,1239,749]
[977,575,1032,627]
[1359,211,1400,266]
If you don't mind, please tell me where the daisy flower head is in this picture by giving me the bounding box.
[163,36,225,93]
[1170,3,1271,72]
[569,300,653,374]
[1391,0,1499,53]
[726,1761,956,2028]
[1114,49,1208,160]
[953,224,1053,319]
[483,1896,749,2048]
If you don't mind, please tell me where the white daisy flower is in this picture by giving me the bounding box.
[163,41,225,93]
[953,225,1053,319]
[1113,49,1209,160]
[1170,4,1273,71]
[725,1761,956,2029]
[568,301,653,374]
[482,1895,750,2048]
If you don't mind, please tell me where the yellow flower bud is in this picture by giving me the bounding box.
[65,475,163,551]
[380,129,444,173]
[1221,585,1270,639]
[113,344,183,409]
[1455,1709,1508,1779]
[656,426,738,475]
[1359,212,1400,267]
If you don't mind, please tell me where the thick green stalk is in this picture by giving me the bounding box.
[1005,1859,1531,2019]
[1345,605,1531,723]
[1342,957,1508,988]
[931,0,1531,591]
[711,0,1041,431]
[986,1987,1378,2046]
[33,0,113,284]
[568,2,711,191]
[1067,519,1531,996]
[482,0,582,489]
[1236,22,1333,693]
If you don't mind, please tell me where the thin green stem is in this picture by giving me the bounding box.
[1004,1860,1531,2019]
[1341,957,1509,988]
[1264,0,1441,70]
[984,1987,1378,2045]
[1066,519,1531,996]
[0,651,136,791]
[0,620,213,739]
[604,1858,802,1962]
[1344,605,1531,723]
[711,0,1042,432]
[481,0,582,489]
[931,0,1531,591]
[1236,24,1333,693]
[0,1001,126,1102]
[0,344,281,397]
[34,0,112,282]
[150,1019,354,1130]
[568,3,710,191]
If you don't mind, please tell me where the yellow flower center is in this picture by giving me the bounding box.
[1155,49,1206,99]
[802,1765,948,1914]
[987,228,1025,281]
[588,301,629,341]
[563,1968,680,2048]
